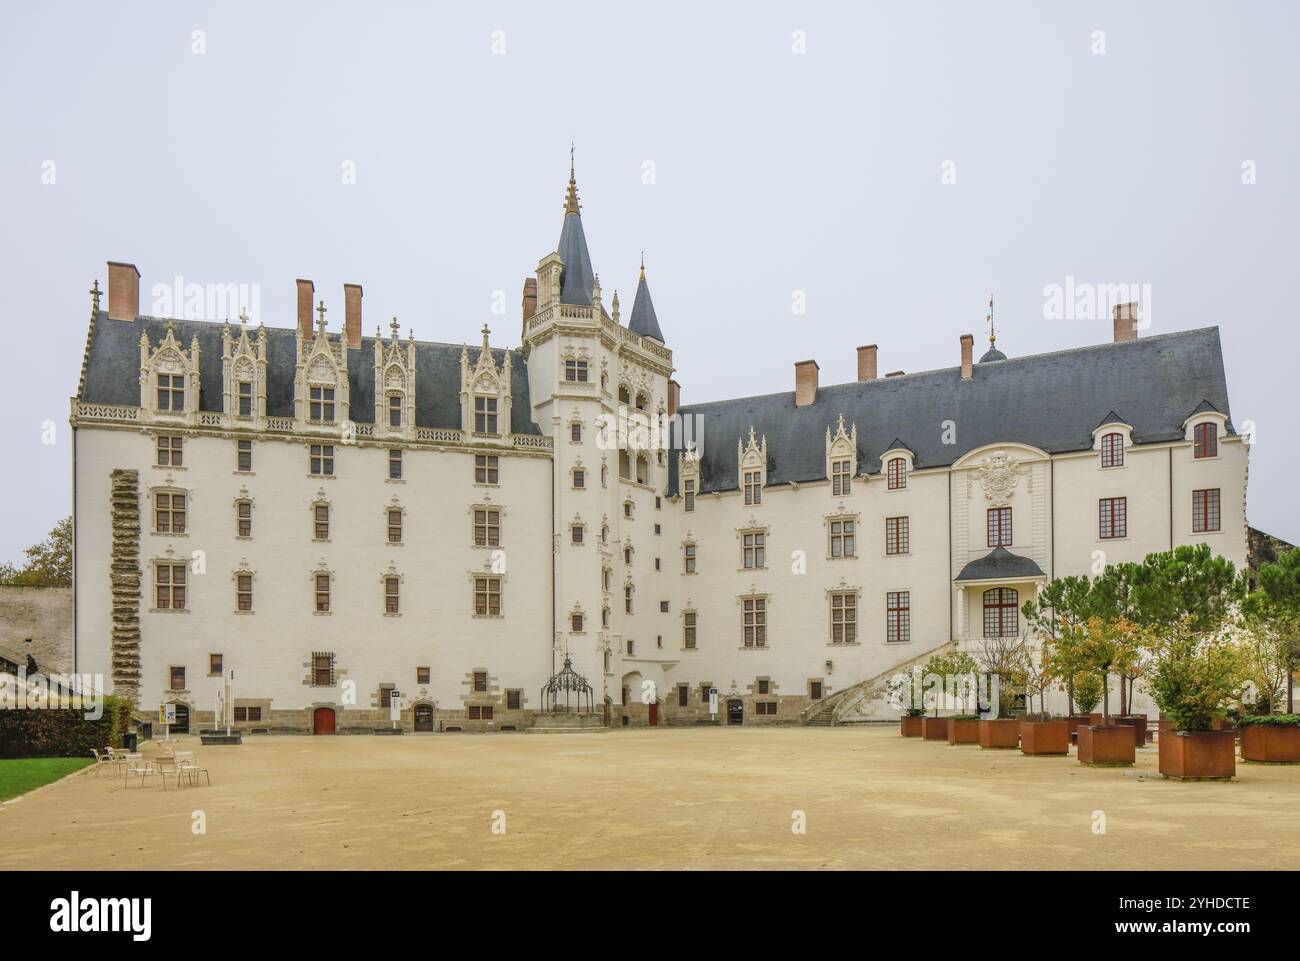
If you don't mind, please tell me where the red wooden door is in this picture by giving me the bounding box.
[313,707,336,735]
[648,702,658,727]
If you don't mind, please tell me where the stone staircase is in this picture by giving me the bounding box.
[800,640,956,727]
[804,701,837,727]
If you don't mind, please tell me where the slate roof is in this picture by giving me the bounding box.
[78,313,541,435]
[628,273,664,342]
[558,210,594,306]
[670,327,1232,495]
[955,547,1046,582]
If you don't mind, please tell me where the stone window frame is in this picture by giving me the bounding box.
[233,566,255,614]
[311,495,332,543]
[569,603,587,635]
[151,554,190,613]
[570,516,587,546]
[738,591,769,650]
[681,605,698,650]
[474,453,500,486]
[308,442,336,478]
[387,448,404,481]
[385,499,406,546]
[737,523,769,572]
[824,508,859,560]
[473,394,500,435]
[149,482,191,537]
[624,580,635,615]
[312,566,335,616]
[826,580,862,646]
[417,666,431,685]
[683,539,697,574]
[469,572,505,618]
[308,651,337,687]
[470,502,504,549]
[154,433,184,469]
[235,438,254,474]
[381,567,403,617]
[308,384,338,424]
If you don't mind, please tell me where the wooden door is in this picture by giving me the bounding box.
[313,707,336,735]
[648,702,658,727]
[414,703,433,732]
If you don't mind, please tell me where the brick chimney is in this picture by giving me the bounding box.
[344,283,362,349]
[296,279,315,340]
[856,344,878,382]
[106,262,140,321]
[668,379,681,418]
[794,360,819,407]
[960,334,974,380]
[1113,302,1139,343]
[522,278,537,321]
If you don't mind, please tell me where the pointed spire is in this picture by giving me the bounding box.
[564,142,581,215]
[556,146,595,306]
[628,255,664,342]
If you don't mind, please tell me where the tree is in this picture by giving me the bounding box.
[1071,672,1103,714]
[1241,585,1300,714]
[1015,646,1055,719]
[1251,547,1300,712]
[1022,575,1091,711]
[1146,615,1247,731]
[0,517,71,587]
[1129,544,1245,640]
[1051,614,1143,722]
[976,634,1026,718]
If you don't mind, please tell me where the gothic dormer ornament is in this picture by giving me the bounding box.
[738,426,767,502]
[139,318,201,426]
[460,324,513,439]
[222,309,268,427]
[294,301,350,429]
[374,318,417,439]
[975,450,1030,507]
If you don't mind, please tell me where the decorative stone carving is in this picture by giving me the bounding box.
[975,450,1029,507]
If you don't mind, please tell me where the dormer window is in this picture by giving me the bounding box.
[1100,432,1124,468]
[831,459,852,496]
[743,471,762,506]
[887,457,907,490]
[1193,422,1217,459]
[310,386,336,423]
[237,381,253,417]
[684,479,696,512]
[388,394,402,428]
[157,374,185,412]
[474,396,498,434]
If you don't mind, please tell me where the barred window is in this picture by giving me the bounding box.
[571,524,584,545]
[156,563,187,610]
[154,491,187,534]
[886,591,910,643]
[236,573,252,611]
[831,459,852,496]
[474,577,502,616]
[234,706,262,722]
[982,587,1019,638]
[236,500,252,538]
[1099,497,1127,539]
[758,679,770,694]
[684,478,696,512]
[1101,432,1124,468]
[237,381,253,417]
[683,542,696,574]
[384,576,400,614]
[310,444,334,476]
[887,457,907,490]
[314,504,330,540]
[473,508,501,547]
[743,470,763,506]
[507,690,522,710]
[387,509,402,544]
[236,439,252,472]
[388,449,402,480]
[830,591,857,644]
[742,597,767,648]
[678,685,689,707]
[157,373,184,411]
[475,454,498,485]
[474,396,498,434]
[886,516,909,555]
[473,671,488,692]
[742,531,766,569]
[156,434,182,467]
[987,507,1012,547]
[683,611,697,649]
[311,652,334,687]
[315,574,331,612]
[1193,422,1217,459]
[309,386,335,423]
[1192,488,1221,533]
[829,518,855,558]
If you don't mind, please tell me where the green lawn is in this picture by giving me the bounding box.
[0,757,93,802]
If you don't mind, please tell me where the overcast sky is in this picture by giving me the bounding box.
[1,0,1296,562]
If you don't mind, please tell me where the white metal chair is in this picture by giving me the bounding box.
[89,749,114,776]
[174,752,210,788]
[122,753,157,788]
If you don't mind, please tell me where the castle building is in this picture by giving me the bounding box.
[70,164,1248,733]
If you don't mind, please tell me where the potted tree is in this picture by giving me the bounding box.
[1067,672,1103,743]
[1015,647,1068,756]
[1092,561,1150,744]
[918,652,956,740]
[1066,616,1141,767]
[976,634,1023,749]
[1237,714,1300,763]
[890,670,925,737]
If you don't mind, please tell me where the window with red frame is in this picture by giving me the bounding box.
[1192,488,1220,532]
[886,457,906,490]
[987,507,1012,547]
[886,591,910,642]
[1101,432,1124,468]
[1099,497,1127,539]
[982,587,1019,638]
[1193,423,1217,459]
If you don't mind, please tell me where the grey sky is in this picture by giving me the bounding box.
[1,0,1296,562]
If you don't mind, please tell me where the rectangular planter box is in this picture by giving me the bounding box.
[947,718,980,745]
[1159,730,1236,780]
[921,716,949,740]
[1240,724,1300,763]
[900,715,923,738]
[1020,720,1069,756]
[978,717,1020,749]
[1114,715,1148,747]
[1077,724,1136,767]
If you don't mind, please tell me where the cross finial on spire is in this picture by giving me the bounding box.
[986,292,996,346]
[89,279,102,311]
[316,299,327,331]
[639,251,645,279]
[390,316,400,340]
[481,323,491,349]
[564,145,581,215]
[239,306,248,325]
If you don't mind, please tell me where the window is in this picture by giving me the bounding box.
[468,705,494,720]
[654,523,661,536]
[624,501,633,519]
[570,422,582,443]
[315,574,331,612]
[384,576,400,614]
[209,654,223,676]
[758,679,770,695]
[236,500,252,537]
[475,454,498,485]
[309,386,335,423]
[831,459,852,496]
[700,685,711,704]
[507,690,522,710]
[1099,497,1127,539]
[236,439,252,472]
[1192,488,1221,533]
[602,606,609,627]
[1101,432,1124,468]
[310,444,334,476]
[571,524,584,545]
[236,573,252,611]
[564,358,588,382]
[234,706,262,722]
[601,463,608,487]
[636,455,649,485]
[154,491,187,534]
[473,671,488,692]
[660,600,669,613]
[379,687,396,708]
[886,591,910,643]
[829,518,856,558]
[603,567,611,591]
[678,685,689,707]
[388,394,402,428]
[417,667,431,685]
[743,470,762,506]
[473,508,501,547]
[983,588,1019,638]
[387,509,402,544]
[810,681,824,700]
[157,373,184,411]
[311,653,334,687]
[886,516,909,555]
[474,396,498,434]
[684,543,696,574]
[627,639,636,659]
[156,434,182,467]
[756,701,778,716]
[571,612,584,632]
[169,665,186,690]
[624,546,632,564]
[237,381,253,417]
[155,563,187,610]
[684,611,697,649]
[742,597,767,648]
[573,468,586,489]
[388,449,402,480]
[1193,422,1217,459]
[474,577,502,616]
[624,584,634,614]
[679,479,694,514]
[887,457,907,490]
[987,507,1012,547]
[314,504,330,540]
[830,592,857,644]
[742,531,766,570]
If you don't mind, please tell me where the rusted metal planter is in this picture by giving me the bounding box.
[978,717,1020,749]
[1019,719,1069,756]
[921,716,949,740]
[1077,724,1136,767]
[1159,730,1236,780]
[1114,715,1148,746]
[900,715,923,738]
[947,718,980,745]
[1240,724,1300,763]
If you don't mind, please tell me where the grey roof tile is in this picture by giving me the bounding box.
[628,273,664,342]
[955,546,1046,581]
[558,212,594,306]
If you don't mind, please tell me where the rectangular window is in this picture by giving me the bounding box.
[507,690,522,710]
[169,665,186,690]
[624,584,633,615]
[312,653,334,687]
[236,439,252,472]
[570,422,582,443]
[387,509,402,544]
[758,679,770,695]
[743,470,762,506]
[830,592,857,644]
[236,573,253,611]
[475,454,498,485]
[886,591,910,643]
[1101,432,1124,468]
[887,457,906,490]
[388,394,402,428]
[684,543,696,574]
[987,507,1012,547]
[310,444,334,476]
[571,525,584,545]
[701,685,712,704]
[684,479,695,512]
[234,706,262,722]
[309,386,335,423]
[573,468,585,489]
[417,667,431,685]
[384,576,400,614]
[209,654,223,676]
[156,434,183,467]
[388,449,402,480]
[237,381,253,417]
[315,574,331,612]
[474,577,501,616]
[157,374,185,412]
[886,516,909,555]
[473,508,501,547]
[236,500,252,537]
[474,396,499,434]
[379,687,395,708]
[473,671,488,693]
[314,504,330,540]
[810,681,824,700]
[831,459,852,496]
[742,596,767,648]
[829,518,856,558]
[571,612,584,632]
[1192,488,1221,533]
[742,531,766,569]
[154,491,187,534]
[660,600,669,613]
[564,359,588,382]
[1193,422,1218,459]
[1098,497,1127,539]
[683,611,697,649]
[678,685,689,707]
[155,563,187,610]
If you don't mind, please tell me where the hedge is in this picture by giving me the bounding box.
[0,694,135,758]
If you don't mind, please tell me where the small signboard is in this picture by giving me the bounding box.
[389,691,402,723]
[158,703,176,725]
[708,688,718,716]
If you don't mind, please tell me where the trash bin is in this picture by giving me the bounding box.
[122,732,138,752]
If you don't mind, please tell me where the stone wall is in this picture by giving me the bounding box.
[0,585,73,674]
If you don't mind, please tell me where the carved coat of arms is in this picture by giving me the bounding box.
[975,450,1029,507]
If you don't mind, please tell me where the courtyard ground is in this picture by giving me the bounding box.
[1,726,1296,870]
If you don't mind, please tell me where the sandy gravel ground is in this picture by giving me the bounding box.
[2,727,1296,870]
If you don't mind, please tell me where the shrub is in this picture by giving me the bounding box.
[1235,714,1300,727]
[0,694,135,758]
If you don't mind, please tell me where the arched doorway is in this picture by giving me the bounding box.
[727,699,744,725]
[168,702,190,734]
[312,707,336,735]
[413,703,434,732]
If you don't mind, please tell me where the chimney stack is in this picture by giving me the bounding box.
[522,278,537,322]
[794,360,819,407]
[106,262,140,321]
[344,283,363,349]
[856,344,878,382]
[668,379,681,418]
[960,334,974,379]
[1113,302,1139,343]
[296,279,315,339]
